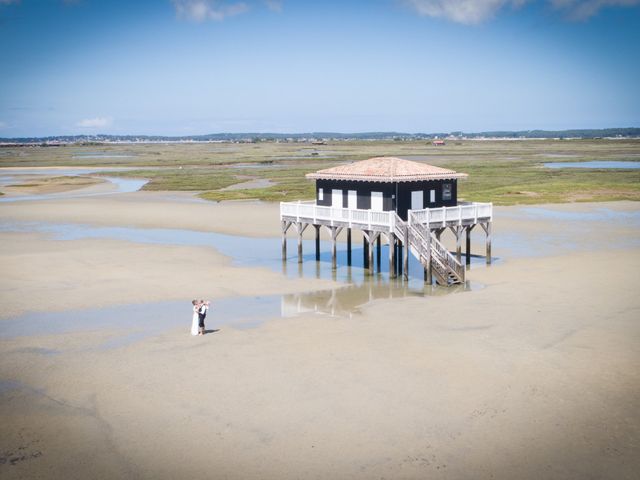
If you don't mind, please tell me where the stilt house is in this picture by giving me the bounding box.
[280,157,493,286]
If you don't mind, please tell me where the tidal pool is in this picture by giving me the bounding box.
[0,283,474,347]
[0,167,148,202]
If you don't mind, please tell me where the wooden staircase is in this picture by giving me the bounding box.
[393,212,465,286]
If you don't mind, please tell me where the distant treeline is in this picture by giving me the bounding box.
[2,128,639,144]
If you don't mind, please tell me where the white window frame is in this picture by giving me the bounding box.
[348,190,357,209]
[371,191,383,211]
[332,189,343,208]
[318,188,324,201]
[430,189,435,203]
[411,190,424,210]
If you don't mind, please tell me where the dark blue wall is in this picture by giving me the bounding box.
[315,179,458,220]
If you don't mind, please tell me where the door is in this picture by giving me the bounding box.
[371,191,383,211]
[332,189,343,208]
[411,190,424,210]
[348,190,357,209]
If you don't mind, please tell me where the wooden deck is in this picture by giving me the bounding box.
[280,201,493,286]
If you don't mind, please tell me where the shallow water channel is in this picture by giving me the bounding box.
[0,219,487,346]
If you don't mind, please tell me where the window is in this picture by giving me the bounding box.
[443,184,452,201]
[430,189,435,203]
[371,192,383,211]
[411,190,423,210]
[332,189,343,208]
[348,190,357,209]
[318,188,324,201]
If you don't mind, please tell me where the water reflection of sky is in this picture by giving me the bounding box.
[0,220,488,287]
[0,219,479,344]
[0,283,472,347]
[499,206,640,224]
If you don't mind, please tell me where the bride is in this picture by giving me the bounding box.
[190,300,200,336]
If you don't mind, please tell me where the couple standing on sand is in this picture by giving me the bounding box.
[191,299,210,336]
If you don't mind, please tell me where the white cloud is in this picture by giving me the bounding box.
[76,117,113,128]
[404,0,640,23]
[403,0,527,24]
[265,0,283,12]
[549,0,640,20]
[172,0,249,22]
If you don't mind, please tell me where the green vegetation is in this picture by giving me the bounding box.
[1,139,639,205]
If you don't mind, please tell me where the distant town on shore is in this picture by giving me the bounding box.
[1,127,639,145]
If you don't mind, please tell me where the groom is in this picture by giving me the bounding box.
[198,300,209,336]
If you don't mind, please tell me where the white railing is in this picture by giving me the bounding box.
[408,202,492,227]
[281,201,492,230]
[280,201,392,229]
[409,212,465,283]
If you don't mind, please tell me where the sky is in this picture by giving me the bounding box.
[0,0,639,137]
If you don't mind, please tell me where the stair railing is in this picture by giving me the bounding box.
[409,211,465,284]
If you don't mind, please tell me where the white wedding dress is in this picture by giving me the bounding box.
[190,306,199,336]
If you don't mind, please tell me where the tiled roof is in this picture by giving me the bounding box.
[306,157,467,182]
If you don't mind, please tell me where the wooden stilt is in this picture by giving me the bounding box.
[403,225,409,280]
[465,225,475,266]
[376,235,381,271]
[364,231,376,275]
[485,222,492,264]
[450,226,462,263]
[282,232,287,260]
[330,226,337,270]
[388,233,396,278]
[281,220,290,260]
[315,225,320,261]
[368,238,374,275]
[363,233,369,269]
[347,229,352,266]
[297,222,308,264]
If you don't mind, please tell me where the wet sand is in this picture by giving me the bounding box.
[1,175,106,195]
[1,193,639,479]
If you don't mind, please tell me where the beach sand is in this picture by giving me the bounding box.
[1,193,639,479]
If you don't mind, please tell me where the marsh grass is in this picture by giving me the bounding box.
[1,139,639,205]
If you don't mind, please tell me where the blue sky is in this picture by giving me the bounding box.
[0,0,639,136]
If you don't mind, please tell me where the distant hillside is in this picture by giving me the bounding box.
[1,128,639,144]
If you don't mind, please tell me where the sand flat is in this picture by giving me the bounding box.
[1,196,639,479]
